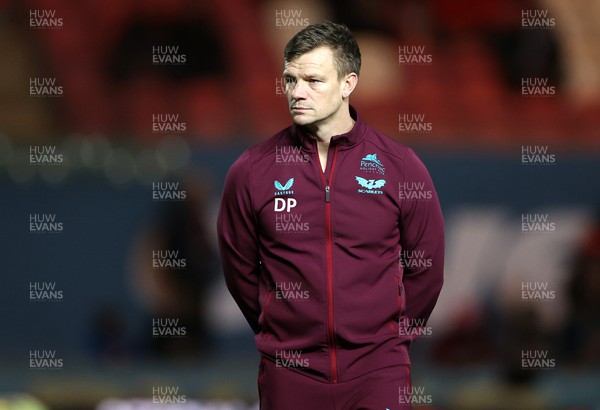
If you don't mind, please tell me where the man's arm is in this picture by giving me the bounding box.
[400,148,445,326]
[217,150,262,334]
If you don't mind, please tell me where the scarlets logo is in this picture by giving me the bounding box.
[355,177,386,190]
[356,176,386,195]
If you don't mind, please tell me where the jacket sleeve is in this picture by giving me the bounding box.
[217,150,262,334]
[399,148,445,326]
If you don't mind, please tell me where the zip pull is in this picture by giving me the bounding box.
[325,185,330,202]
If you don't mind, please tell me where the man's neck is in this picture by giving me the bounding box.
[308,107,355,172]
[306,107,355,145]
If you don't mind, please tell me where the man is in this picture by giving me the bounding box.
[217,21,444,409]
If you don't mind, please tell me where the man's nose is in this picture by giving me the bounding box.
[289,80,308,100]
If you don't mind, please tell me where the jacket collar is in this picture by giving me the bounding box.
[292,106,366,151]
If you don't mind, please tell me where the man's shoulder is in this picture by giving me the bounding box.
[246,125,295,162]
[225,126,295,184]
[362,122,413,162]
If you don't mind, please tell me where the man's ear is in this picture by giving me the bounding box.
[341,72,358,99]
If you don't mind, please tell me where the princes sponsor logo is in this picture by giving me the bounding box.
[360,153,385,175]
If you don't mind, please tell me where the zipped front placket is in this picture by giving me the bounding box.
[316,141,340,383]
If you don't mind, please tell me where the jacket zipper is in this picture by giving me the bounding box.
[263,288,274,323]
[258,288,274,349]
[318,142,339,383]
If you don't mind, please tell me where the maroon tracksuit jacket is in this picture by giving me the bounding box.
[218,107,444,384]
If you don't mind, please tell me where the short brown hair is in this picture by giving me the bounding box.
[284,21,361,78]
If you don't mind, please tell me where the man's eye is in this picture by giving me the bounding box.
[309,79,320,84]
[285,78,295,84]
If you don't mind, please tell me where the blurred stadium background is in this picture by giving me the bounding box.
[1,0,599,409]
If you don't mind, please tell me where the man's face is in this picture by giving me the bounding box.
[283,46,348,129]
